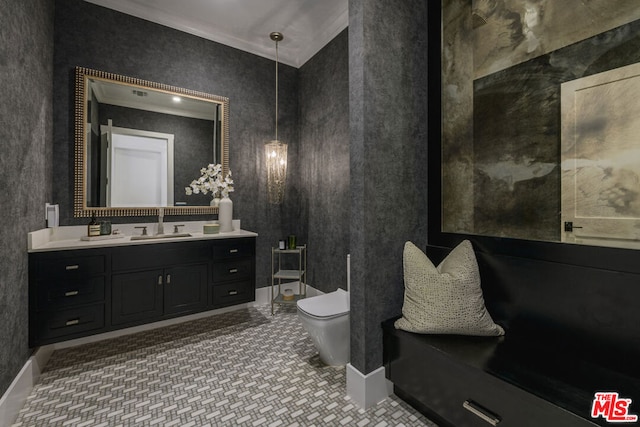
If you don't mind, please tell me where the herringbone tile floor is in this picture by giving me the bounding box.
[13,305,435,426]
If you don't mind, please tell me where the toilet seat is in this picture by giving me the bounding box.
[297,289,349,320]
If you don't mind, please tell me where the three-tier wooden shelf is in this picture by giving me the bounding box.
[270,245,307,315]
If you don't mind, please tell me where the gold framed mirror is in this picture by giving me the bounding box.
[74,67,229,217]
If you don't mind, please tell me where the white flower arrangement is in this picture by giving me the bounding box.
[185,163,234,198]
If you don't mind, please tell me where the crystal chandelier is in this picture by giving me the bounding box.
[265,32,287,204]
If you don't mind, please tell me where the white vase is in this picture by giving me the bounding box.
[218,196,233,232]
[210,197,220,207]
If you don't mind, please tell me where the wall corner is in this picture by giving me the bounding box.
[346,363,393,409]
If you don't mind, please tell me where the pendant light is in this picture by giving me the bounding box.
[265,31,287,205]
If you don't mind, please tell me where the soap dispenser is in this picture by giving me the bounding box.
[88,212,100,237]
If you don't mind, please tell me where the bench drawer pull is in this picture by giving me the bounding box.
[228,290,238,295]
[229,268,238,274]
[65,290,79,297]
[65,265,79,270]
[463,400,501,426]
[229,249,239,254]
[65,318,80,326]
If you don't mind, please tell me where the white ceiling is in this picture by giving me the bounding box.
[84,0,349,68]
[90,78,217,120]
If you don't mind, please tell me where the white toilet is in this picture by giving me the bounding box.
[297,288,350,365]
[297,255,351,366]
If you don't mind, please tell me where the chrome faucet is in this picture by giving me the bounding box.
[157,207,165,235]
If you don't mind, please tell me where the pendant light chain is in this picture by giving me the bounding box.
[265,31,287,205]
[275,38,279,142]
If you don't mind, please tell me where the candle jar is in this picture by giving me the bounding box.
[100,221,112,235]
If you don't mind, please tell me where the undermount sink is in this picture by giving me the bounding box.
[130,233,192,240]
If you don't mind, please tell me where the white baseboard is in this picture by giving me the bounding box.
[0,346,52,427]
[50,304,254,350]
[346,364,393,409]
[254,285,272,305]
[50,283,324,350]
[306,284,324,297]
[255,282,324,306]
[0,284,324,425]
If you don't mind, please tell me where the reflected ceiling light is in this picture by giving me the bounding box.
[265,31,287,205]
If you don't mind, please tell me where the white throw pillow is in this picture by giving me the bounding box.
[394,240,505,336]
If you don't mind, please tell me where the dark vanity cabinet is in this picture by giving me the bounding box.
[112,269,164,325]
[111,241,210,325]
[163,265,210,315]
[112,264,209,324]
[211,239,256,308]
[29,249,109,345]
[29,237,256,347]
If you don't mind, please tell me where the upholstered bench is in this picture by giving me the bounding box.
[383,244,640,427]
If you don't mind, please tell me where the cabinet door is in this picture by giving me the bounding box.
[112,269,163,325]
[164,264,208,315]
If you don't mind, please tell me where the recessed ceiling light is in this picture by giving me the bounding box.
[173,96,182,102]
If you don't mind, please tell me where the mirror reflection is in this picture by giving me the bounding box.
[441,0,640,249]
[94,120,176,207]
[75,67,229,217]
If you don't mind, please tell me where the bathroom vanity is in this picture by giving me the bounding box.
[28,226,256,347]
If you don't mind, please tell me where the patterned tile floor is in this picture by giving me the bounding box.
[13,305,436,426]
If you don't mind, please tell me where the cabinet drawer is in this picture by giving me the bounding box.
[36,304,105,341]
[212,280,255,307]
[213,239,255,259]
[37,276,105,310]
[37,255,106,279]
[213,258,254,283]
[389,336,591,427]
[112,241,209,271]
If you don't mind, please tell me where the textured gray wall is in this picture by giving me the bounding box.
[53,0,302,289]
[299,30,350,293]
[349,0,430,374]
[0,0,54,396]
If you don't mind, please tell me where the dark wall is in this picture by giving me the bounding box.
[299,29,350,293]
[53,0,302,289]
[0,0,54,396]
[349,0,430,374]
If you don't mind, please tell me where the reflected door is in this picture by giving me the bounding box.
[102,122,175,207]
[561,62,640,248]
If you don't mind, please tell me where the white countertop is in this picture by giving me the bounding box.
[28,220,257,252]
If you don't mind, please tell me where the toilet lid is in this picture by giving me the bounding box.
[297,288,349,319]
